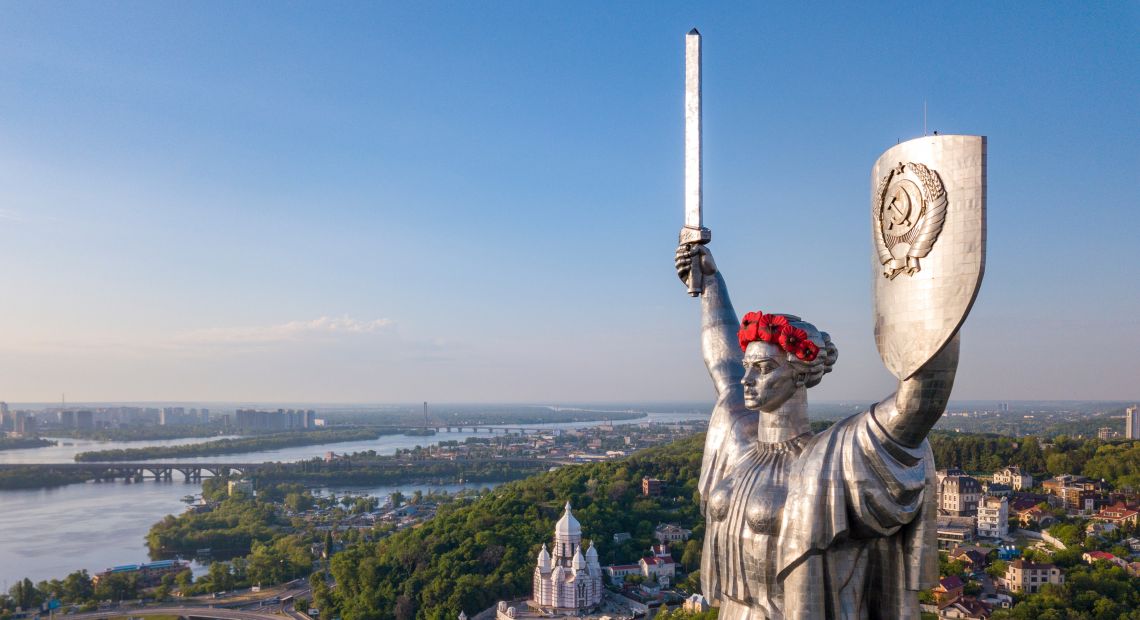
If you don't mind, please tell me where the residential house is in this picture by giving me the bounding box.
[991,466,1033,491]
[1082,551,1126,568]
[947,545,991,572]
[1091,502,1139,527]
[938,471,982,517]
[639,545,676,587]
[938,597,993,619]
[653,523,692,544]
[937,516,976,550]
[1003,560,1063,594]
[683,595,709,613]
[932,575,964,604]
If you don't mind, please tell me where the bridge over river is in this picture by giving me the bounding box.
[0,461,262,481]
[0,456,573,482]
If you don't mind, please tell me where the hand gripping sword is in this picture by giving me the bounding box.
[680,28,711,297]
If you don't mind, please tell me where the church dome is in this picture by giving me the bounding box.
[555,501,581,537]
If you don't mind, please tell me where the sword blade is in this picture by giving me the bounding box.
[684,29,702,230]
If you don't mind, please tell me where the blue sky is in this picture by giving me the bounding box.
[0,2,1136,403]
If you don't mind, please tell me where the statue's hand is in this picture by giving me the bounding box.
[675,243,717,288]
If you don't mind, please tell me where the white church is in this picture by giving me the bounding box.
[531,502,604,613]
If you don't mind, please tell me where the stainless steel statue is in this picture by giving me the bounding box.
[675,30,986,620]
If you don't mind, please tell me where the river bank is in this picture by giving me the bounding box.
[73,428,392,461]
[0,437,57,451]
[0,410,707,586]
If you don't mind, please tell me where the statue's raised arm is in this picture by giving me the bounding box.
[873,335,959,447]
[674,244,742,396]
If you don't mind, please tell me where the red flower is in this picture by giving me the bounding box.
[738,323,759,351]
[756,314,787,343]
[742,311,763,326]
[796,340,820,362]
[778,325,807,352]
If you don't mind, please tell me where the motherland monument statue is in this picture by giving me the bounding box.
[674,30,986,620]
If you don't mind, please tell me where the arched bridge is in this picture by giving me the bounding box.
[0,462,265,482]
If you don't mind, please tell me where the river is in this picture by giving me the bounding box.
[0,411,706,587]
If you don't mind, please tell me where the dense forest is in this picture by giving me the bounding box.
[0,436,56,451]
[73,428,393,461]
[44,426,227,441]
[928,433,1140,489]
[0,465,92,490]
[327,434,705,620]
[146,492,287,560]
[256,455,545,486]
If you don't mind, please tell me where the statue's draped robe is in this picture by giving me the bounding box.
[699,393,937,620]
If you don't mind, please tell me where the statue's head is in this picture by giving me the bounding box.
[737,312,838,412]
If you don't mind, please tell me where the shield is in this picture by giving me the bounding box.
[871,135,986,379]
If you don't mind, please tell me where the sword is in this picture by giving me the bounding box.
[680,28,711,297]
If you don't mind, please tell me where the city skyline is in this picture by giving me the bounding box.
[1,3,1136,403]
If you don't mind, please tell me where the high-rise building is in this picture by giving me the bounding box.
[14,412,36,436]
[160,407,192,426]
[1,402,11,431]
[235,409,316,432]
[1126,406,1139,439]
[76,410,94,430]
[977,495,1009,539]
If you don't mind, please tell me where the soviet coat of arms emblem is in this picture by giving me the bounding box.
[872,162,948,279]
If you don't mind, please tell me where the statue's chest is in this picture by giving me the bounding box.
[708,446,801,536]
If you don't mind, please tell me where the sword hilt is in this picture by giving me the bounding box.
[680,227,711,297]
[687,260,703,297]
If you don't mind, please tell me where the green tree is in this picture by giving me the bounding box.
[285,492,315,513]
[207,561,235,592]
[62,570,93,603]
[93,573,138,602]
[1045,453,1072,477]
[8,578,42,610]
[985,559,1007,580]
[175,569,193,592]
[681,539,701,572]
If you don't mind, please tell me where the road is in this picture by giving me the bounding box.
[61,605,285,619]
[57,584,313,620]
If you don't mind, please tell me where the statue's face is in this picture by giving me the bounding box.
[741,341,799,412]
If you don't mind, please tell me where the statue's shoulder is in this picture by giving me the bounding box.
[798,409,876,462]
[807,409,871,439]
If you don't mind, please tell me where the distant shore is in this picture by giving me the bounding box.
[0,437,57,452]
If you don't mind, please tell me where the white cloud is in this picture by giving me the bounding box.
[0,209,23,222]
[174,316,394,345]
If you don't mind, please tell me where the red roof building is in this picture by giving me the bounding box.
[1092,502,1139,526]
